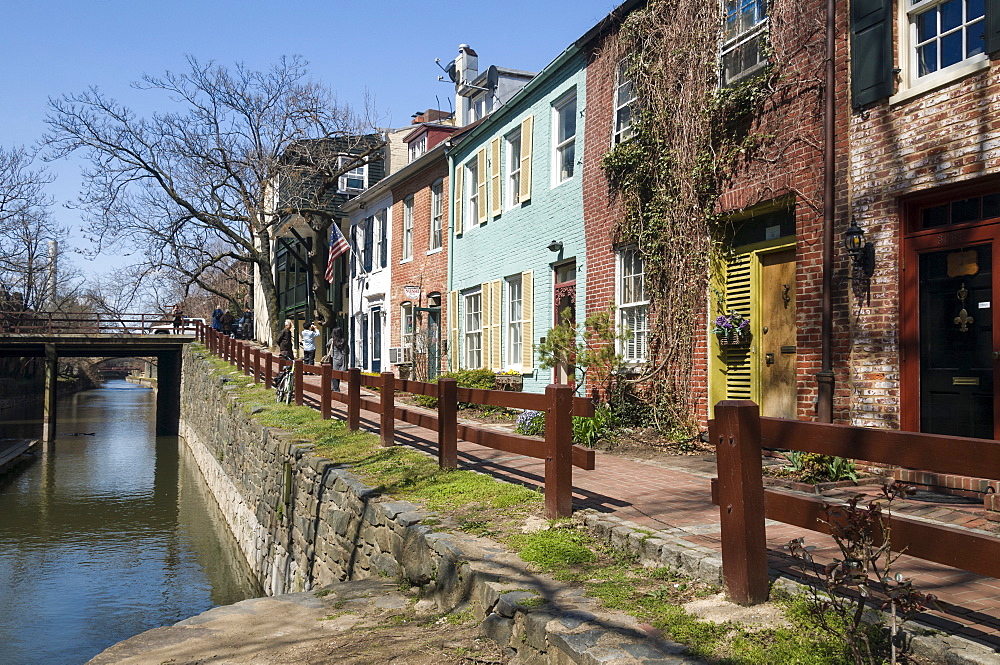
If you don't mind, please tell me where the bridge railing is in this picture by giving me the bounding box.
[0,312,173,335]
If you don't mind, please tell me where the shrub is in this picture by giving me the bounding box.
[572,403,617,447]
[411,369,497,409]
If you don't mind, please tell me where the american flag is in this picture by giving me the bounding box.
[324,223,351,283]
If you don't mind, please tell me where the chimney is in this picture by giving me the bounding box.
[456,44,479,87]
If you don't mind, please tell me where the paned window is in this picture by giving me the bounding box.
[465,160,479,229]
[402,195,414,261]
[464,290,482,369]
[721,0,768,86]
[506,276,523,367]
[553,92,577,184]
[506,130,522,209]
[430,179,444,250]
[614,58,637,144]
[408,135,427,163]
[339,155,367,191]
[910,0,985,79]
[617,247,649,363]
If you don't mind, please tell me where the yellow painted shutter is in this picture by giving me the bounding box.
[519,115,533,203]
[480,282,491,369]
[491,279,502,371]
[723,253,752,400]
[453,165,464,236]
[521,270,533,370]
[490,137,502,218]
[449,290,459,371]
[477,148,488,225]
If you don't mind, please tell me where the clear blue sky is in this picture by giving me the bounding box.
[1,0,621,277]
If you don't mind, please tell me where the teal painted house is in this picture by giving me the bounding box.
[447,45,586,393]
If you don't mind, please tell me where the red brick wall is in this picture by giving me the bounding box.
[389,159,450,378]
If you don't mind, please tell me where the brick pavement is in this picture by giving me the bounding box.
[294,374,1000,652]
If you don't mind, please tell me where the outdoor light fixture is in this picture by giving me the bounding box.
[547,240,563,253]
[844,218,876,305]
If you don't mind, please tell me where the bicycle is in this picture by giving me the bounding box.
[273,365,294,404]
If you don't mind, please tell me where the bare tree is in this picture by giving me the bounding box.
[0,146,66,312]
[45,55,384,342]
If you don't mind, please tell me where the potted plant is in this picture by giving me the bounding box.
[713,311,750,347]
[494,369,523,391]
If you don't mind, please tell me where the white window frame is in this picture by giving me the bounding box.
[896,0,988,98]
[720,0,769,87]
[505,129,522,210]
[373,207,387,272]
[464,160,480,229]
[505,276,523,369]
[338,155,368,192]
[552,91,577,186]
[463,289,482,369]
[429,178,444,252]
[408,134,427,163]
[400,301,414,363]
[402,195,414,262]
[613,58,637,145]
[616,246,649,364]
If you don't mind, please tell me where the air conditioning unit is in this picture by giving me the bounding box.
[389,347,403,364]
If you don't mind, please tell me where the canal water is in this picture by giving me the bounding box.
[0,380,259,665]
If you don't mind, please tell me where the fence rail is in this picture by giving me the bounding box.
[709,400,1000,604]
[199,323,595,517]
[0,311,177,335]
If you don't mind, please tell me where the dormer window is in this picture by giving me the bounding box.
[338,155,367,192]
[408,134,427,163]
[469,92,492,122]
[721,0,768,86]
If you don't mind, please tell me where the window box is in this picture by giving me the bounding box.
[494,373,523,391]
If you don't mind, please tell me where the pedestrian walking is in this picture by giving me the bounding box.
[301,323,320,366]
[276,319,294,360]
[221,310,235,337]
[239,307,254,340]
[171,304,184,331]
[326,326,348,390]
[211,305,224,331]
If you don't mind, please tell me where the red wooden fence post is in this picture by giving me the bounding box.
[380,372,395,447]
[544,383,574,518]
[244,342,251,377]
[265,352,274,389]
[438,378,458,469]
[235,339,243,372]
[293,359,304,406]
[712,400,768,605]
[253,348,260,384]
[347,368,361,431]
[321,364,332,419]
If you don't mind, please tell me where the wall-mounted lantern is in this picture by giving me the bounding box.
[844,218,875,305]
[547,240,563,253]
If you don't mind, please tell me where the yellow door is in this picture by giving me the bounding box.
[757,249,797,418]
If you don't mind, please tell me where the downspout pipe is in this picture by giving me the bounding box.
[816,0,836,422]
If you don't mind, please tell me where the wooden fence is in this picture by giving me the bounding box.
[199,324,595,518]
[0,311,168,334]
[710,400,1000,604]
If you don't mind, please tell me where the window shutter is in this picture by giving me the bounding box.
[723,253,752,400]
[363,218,373,273]
[519,116,533,202]
[850,0,893,109]
[521,270,533,370]
[453,165,464,236]
[988,0,1000,54]
[480,282,491,369]
[449,290,459,371]
[350,225,358,277]
[380,213,387,268]
[490,279,502,371]
[490,138,502,218]
[477,148,488,225]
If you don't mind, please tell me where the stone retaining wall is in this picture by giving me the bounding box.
[179,347,705,663]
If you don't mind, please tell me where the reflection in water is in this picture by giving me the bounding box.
[0,381,259,665]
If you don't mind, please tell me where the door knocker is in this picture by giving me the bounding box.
[954,282,974,333]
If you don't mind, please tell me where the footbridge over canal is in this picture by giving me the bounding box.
[0,312,195,442]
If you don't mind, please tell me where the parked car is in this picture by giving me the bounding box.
[149,317,206,335]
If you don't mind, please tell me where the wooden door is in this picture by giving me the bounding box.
[758,249,797,418]
[918,244,994,438]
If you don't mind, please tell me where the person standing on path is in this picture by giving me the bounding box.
[171,304,184,331]
[221,310,235,337]
[301,323,320,366]
[276,319,294,360]
[326,326,348,390]
[211,305,224,331]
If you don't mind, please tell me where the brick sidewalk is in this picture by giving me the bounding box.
[297,375,1000,652]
